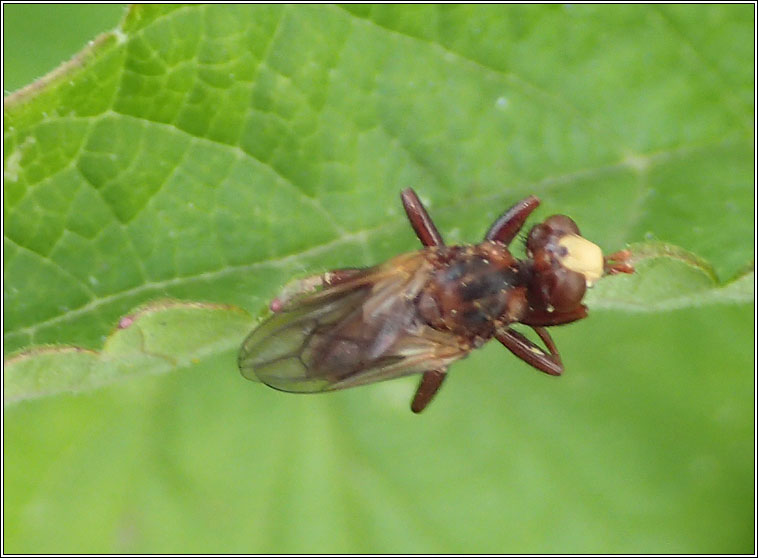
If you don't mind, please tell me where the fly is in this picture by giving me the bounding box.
[239,188,634,413]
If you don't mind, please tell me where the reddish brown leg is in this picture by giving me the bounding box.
[411,369,447,413]
[400,189,450,412]
[401,188,444,247]
[495,326,564,376]
[484,195,541,245]
[519,305,588,327]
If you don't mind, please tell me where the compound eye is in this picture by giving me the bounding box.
[526,215,581,256]
[543,214,580,236]
[549,268,587,311]
[529,267,587,312]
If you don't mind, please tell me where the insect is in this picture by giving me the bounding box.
[239,188,634,413]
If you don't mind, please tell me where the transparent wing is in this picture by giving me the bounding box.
[238,253,467,393]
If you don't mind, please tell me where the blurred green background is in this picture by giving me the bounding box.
[3,4,754,554]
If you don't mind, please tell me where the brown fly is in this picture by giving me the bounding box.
[239,188,634,413]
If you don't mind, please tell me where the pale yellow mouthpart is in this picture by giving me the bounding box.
[557,234,604,287]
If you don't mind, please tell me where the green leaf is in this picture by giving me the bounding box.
[3,5,753,553]
[4,300,252,404]
[587,242,754,311]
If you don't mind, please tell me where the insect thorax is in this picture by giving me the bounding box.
[415,243,524,340]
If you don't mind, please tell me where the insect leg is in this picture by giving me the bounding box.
[401,188,445,247]
[484,195,541,245]
[269,268,364,312]
[519,305,588,327]
[494,326,563,376]
[411,369,448,413]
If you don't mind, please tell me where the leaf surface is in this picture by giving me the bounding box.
[3,5,753,553]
